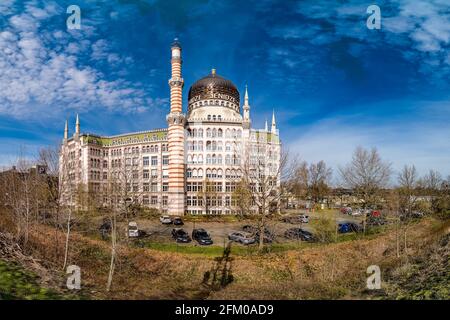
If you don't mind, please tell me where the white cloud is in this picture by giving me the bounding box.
[0,2,162,120]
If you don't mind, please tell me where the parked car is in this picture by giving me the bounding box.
[172,228,191,243]
[159,215,172,224]
[172,217,184,226]
[284,228,315,241]
[127,221,139,238]
[338,222,362,233]
[366,215,387,226]
[298,214,309,223]
[340,207,352,215]
[228,231,256,245]
[192,228,213,245]
[99,219,111,239]
[242,225,275,243]
[283,215,309,224]
[351,209,362,216]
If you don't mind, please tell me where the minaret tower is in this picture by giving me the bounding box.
[167,38,186,216]
[75,114,80,138]
[271,110,277,134]
[242,85,251,129]
[64,120,68,143]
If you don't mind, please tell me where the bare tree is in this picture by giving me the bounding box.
[339,146,391,209]
[290,160,332,209]
[238,142,292,250]
[397,165,419,216]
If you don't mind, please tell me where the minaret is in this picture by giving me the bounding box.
[75,113,80,137]
[271,110,277,134]
[242,85,251,129]
[166,38,186,216]
[64,120,68,142]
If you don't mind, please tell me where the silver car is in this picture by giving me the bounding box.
[228,231,256,245]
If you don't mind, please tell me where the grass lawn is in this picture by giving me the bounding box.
[134,240,315,257]
[0,260,62,300]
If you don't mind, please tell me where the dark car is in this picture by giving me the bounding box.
[172,228,191,243]
[338,222,362,233]
[284,228,315,241]
[99,220,111,239]
[173,217,184,226]
[242,225,274,243]
[192,228,213,245]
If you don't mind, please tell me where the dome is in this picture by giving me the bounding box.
[188,69,240,107]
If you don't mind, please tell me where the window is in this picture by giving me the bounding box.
[132,183,138,192]
[163,169,169,178]
[151,196,158,205]
[151,156,158,166]
[162,155,169,165]
[143,183,150,192]
[151,169,158,178]
[143,195,149,205]
[151,182,158,192]
[162,196,168,206]
[162,182,169,192]
[143,157,149,166]
[143,169,149,179]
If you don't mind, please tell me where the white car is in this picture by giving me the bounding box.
[298,214,309,223]
[128,221,139,238]
[159,215,172,224]
[351,210,362,216]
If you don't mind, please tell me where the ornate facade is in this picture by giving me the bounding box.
[59,40,281,215]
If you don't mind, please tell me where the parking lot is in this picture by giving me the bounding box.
[131,209,362,246]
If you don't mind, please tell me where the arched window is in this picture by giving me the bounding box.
[193,155,197,164]
[225,154,231,165]
[212,128,217,137]
[226,129,231,138]
[187,155,192,164]
[186,168,192,178]
[212,169,217,178]
[198,155,203,164]
[198,141,203,151]
[217,169,223,178]
[206,128,211,137]
[206,141,212,151]
[212,154,217,164]
[217,154,223,164]
[198,129,203,137]
[192,169,198,178]
[226,169,231,179]
[198,169,203,178]
[206,154,211,164]
[213,115,216,121]
[226,142,231,151]
[207,115,211,121]
[218,129,223,137]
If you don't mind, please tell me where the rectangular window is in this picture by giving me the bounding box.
[151,169,158,178]
[142,195,149,205]
[162,182,169,192]
[162,155,169,166]
[151,156,158,166]
[151,182,158,192]
[143,183,150,192]
[162,196,168,206]
[151,196,158,205]
[143,169,149,179]
[163,169,169,178]
[143,156,149,166]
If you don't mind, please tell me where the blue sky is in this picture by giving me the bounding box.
[0,0,449,177]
